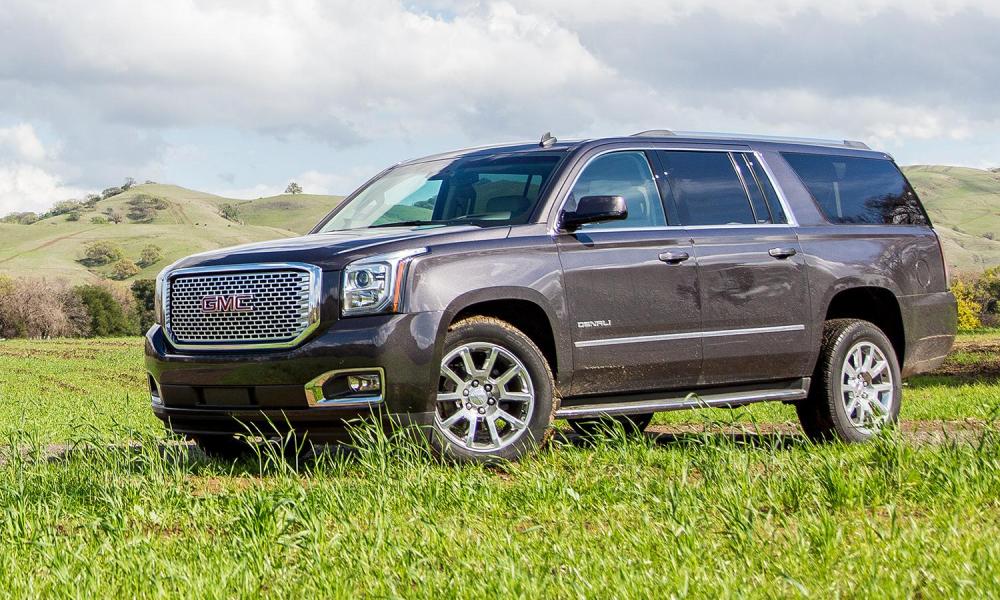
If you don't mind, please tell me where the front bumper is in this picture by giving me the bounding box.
[145,311,444,441]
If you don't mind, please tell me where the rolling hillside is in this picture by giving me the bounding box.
[0,166,998,284]
[903,165,1000,273]
[0,184,341,282]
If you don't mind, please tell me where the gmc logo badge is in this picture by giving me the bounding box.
[201,294,254,313]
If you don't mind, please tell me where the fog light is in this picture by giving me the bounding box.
[348,373,381,394]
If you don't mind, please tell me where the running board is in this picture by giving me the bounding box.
[555,387,807,420]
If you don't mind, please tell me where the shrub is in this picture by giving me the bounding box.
[49,200,83,216]
[0,276,89,338]
[138,244,162,267]
[952,280,982,330]
[90,216,108,225]
[110,259,141,280]
[66,211,81,222]
[82,240,124,266]
[1,212,39,225]
[75,284,137,336]
[101,186,123,200]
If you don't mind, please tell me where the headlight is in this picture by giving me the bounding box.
[342,248,427,316]
[154,269,167,325]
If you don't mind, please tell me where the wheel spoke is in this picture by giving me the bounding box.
[465,415,479,446]
[486,416,502,447]
[872,383,893,393]
[494,365,521,387]
[441,410,466,428]
[501,391,532,403]
[459,348,477,378]
[852,348,863,371]
[437,392,463,403]
[846,396,861,417]
[861,348,874,372]
[869,360,888,378]
[495,409,525,430]
[441,364,465,388]
[481,347,499,378]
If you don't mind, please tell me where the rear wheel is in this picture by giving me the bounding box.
[797,319,901,443]
[567,413,654,437]
[431,317,556,464]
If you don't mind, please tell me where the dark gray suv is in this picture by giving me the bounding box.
[145,131,957,462]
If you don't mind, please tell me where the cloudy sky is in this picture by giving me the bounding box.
[1,0,998,215]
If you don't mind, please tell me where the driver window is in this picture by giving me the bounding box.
[566,151,666,229]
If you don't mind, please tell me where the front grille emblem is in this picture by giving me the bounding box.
[200,294,254,313]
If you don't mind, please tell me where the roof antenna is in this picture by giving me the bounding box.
[539,132,556,148]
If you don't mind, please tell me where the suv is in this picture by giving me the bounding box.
[146,131,957,462]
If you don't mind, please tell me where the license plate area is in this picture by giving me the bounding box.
[200,387,254,407]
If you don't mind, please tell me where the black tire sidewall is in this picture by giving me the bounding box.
[430,317,556,463]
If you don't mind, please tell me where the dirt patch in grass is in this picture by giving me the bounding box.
[934,337,1000,379]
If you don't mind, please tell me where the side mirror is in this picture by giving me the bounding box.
[560,195,628,231]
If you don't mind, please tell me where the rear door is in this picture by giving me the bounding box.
[556,150,703,395]
[653,149,812,384]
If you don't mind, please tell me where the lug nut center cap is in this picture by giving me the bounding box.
[468,387,489,408]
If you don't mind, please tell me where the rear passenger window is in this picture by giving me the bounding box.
[742,153,787,224]
[657,151,756,225]
[782,153,928,225]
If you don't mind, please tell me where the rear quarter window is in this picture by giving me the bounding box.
[781,152,928,226]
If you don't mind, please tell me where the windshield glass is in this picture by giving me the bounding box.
[317,152,563,232]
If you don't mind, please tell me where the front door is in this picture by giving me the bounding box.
[556,150,703,396]
[654,149,811,385]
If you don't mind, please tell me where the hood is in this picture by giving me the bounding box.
[169,225,509,271]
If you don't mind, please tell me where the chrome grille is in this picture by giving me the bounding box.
[164,264,321,349]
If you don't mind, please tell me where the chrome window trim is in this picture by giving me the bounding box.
[575,324,805,348]
[548,145,798,234]
[162,262,323,351]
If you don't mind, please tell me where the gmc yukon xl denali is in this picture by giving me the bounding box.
[146,131,957,462]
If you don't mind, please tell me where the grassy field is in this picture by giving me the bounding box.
[0,333,998,596]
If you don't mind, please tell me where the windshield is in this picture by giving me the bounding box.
[317,152,564,232]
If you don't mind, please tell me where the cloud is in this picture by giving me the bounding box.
[0,0,998,212]
[0,163,84,215]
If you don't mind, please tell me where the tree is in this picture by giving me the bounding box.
[107,209,124,224]
[82,240,124,266]
[83,193,101,208]
[90,215,108,224]
[1,212,39,225]
[131,279,156,332]
[101,186,123,200]
[66,211,81,222]
[122,177,136,191]
[0,276,89,338]
[75,284,137,336]
[285,182,303,195]
[50,200,83,216]
[138,244,162,267]
[218,203,241,223]
[110,258,141,280]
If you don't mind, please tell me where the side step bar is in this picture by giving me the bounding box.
[555,387,807,420]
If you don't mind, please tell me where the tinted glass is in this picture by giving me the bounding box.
[782,152,928,225]
[319,153,562,231]
[733,154,772,224]
[566,151,666,229]
[657,151,755,225]
[743,153,787,224]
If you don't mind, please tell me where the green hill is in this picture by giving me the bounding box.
[903,166,1000,274]
[1,166,998,284]
[0,184,341,283]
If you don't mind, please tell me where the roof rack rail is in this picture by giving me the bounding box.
[630,130,870,150]
[631,129,676,137]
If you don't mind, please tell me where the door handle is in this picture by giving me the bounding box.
[658,251,690,264]
[768,247,798,259]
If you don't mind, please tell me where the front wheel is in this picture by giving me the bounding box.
[797,319,902,443]
[431,317,556,464]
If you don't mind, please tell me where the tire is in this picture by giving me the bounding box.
[567,413,654,437]
[796,319,902,443]
[190,434,250,460]
[430,316,556,464]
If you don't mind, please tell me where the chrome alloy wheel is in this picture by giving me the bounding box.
[840,341,894,431]
[434,342,535,452]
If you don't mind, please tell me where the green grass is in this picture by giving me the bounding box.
[0,332,998,597]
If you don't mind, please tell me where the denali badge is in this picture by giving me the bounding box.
[201,294,254,313]
[577,320,611,328]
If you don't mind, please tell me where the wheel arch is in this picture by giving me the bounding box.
[822,284,905,366]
